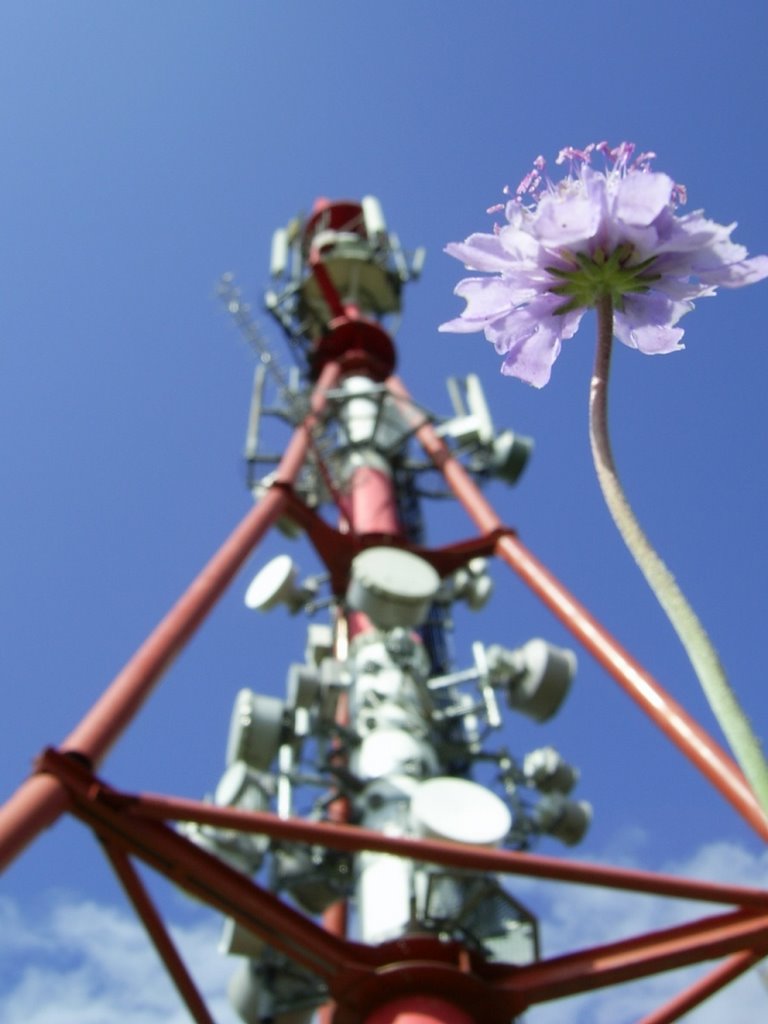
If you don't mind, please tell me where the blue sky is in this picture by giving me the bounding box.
[2,2,768,1021]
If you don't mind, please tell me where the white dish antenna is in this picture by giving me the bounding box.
[346,546,440,629]
[410,776,511,846]
[226,689,285,770]
[244,555,308,613]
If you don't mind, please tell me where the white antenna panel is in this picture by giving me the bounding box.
[245,555,300,612]
[411,777,511,846]
[346,547,440,629]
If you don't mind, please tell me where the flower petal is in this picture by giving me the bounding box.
[618,321,685,354]
[452,277,517,319]
[482,292,560,345]
[438,277,519,334]
[532,191,602,246]
[697,253,768,288]
[483,296,584,386]
[650,275,717,301]
[615,171,674,227]
[438,314,486,334]
[614,292,690,353]
[655,210,734,253]
[499,323,562,387]
[498,223,544,263]
[444,233,512,273]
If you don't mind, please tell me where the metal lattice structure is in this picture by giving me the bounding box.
[1,197,767,1024]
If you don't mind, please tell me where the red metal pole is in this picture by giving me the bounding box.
[386,376,768,842]
[364,995,477,1024]
[309,248,348,321]
[495,909,768,1008]
[637,948,767,1024]
[38,749,369,983]
[105,787,768,908]
[343,461,401,638]
[33,747,768,1020]
[0,360,342,874]
[320,366,412,1021]
[102,841,216,1024]
[315,388,402,1022]
[343,464,400,534]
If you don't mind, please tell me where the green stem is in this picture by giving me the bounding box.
[590,294,768,815]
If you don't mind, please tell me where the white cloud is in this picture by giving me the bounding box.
[0,894,238,1024]
[1,839,766,1024]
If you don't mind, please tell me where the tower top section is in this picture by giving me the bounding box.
[265,196,425,380]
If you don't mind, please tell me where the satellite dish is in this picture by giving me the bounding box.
[533,794,593,847]
[346,547,440,629]
[488,430,533,484]
[356,728,438,779]
[410,777,511,846]
[510,639,575,722]
[226,689,285,770]
[244,555,306,613]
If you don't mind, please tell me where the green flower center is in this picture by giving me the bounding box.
[545,244,660,315]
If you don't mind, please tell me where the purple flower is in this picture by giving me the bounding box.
[440,143,768,387]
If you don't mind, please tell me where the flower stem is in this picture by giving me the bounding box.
[590,294,768,815]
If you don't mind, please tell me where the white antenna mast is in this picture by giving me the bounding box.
[217,272,306,423]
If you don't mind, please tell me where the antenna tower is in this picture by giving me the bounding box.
[1,196,767,1023]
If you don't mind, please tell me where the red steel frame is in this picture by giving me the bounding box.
[1,238,767,1023]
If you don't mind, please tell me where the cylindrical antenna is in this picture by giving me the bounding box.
[362,195,387,240]
[270,228,288,278]
[244,364,267,464]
